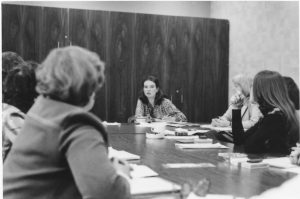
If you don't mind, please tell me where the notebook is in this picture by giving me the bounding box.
[130,177,181,196]
[130,164,158,178]
[108,147,140,161]
[175,143,229,149]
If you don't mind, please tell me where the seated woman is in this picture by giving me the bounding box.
[232,70,299,154]
[211,74,262,129]
[2,61,38,161]
[283,76,299,110]
[135,75,187,122]
[3,46,131,199]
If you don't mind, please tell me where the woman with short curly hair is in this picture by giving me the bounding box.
[4,46,131,199]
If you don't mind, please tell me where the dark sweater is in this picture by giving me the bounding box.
[3,96,131,199]
[232,109,297,154]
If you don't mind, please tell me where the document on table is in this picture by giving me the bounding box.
[201,124,249,132]
[108,147,140,161]
[175,143,229,149]
[137,122,167,128]
[102,121,121,126]
[187,193,245,199]
[164,135,199,140]
[130,177,181,195]
[130,164,158,178]
[200,124,232,132]
[163,163,215,168]
[263,157,298,169]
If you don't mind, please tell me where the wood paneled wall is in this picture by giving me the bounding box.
[2,4,229,123]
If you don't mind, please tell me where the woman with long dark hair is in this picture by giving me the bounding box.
[231,70,299,154]
[135,75,187,122]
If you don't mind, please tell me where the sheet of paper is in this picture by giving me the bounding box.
[187,193,244,199]
[163,163,215,168]
[164,135,199,140]
[130,177,181,195]
[137,122,167,129]
[212,126,232,132]
[102,121,121,126]
[175,143,229,149]
[130,164,158,178]
[283,167,300,174]
[108,147,140,161]
[263,157,298,169]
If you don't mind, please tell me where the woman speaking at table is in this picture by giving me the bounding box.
[231,70,299,154]
[135,75,187,122]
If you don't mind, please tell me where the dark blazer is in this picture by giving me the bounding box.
[3,96,130,199]
[232,109,298,154]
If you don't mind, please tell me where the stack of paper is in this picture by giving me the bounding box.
[130,177,181,195]
[108,147,140,161]
[175,143,229,149]
[130,164,158,178]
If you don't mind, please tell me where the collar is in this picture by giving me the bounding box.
[27,96,86,128]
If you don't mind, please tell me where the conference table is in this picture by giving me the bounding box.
[105,123,297,198]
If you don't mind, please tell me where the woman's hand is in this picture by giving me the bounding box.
[290,147,300,166]
[211,118,230,127]
[111,157,132,179]
[230,93,244,109]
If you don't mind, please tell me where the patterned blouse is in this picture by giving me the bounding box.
[135,98,187,122]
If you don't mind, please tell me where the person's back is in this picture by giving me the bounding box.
[3,46,131,199]
[4,96,124,199]
[2,61,38,161]
[231,70,299,154]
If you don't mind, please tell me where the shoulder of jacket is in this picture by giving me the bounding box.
[61,112,108,145]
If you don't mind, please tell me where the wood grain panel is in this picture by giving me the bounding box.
[69,9,89,48]
[108,12,135,122]
[22,6,42,61]
[134,14,168,104]
[2,4,22,54]
[40,7,67,60]
[88,10,109,121]
[165,16,193,117]
[191,18,229,122]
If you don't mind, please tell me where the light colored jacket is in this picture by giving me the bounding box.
[4,96,130,199]
[221,98,263,129]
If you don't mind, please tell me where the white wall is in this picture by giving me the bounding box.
[211,1,299,98]
[5,1,211,18]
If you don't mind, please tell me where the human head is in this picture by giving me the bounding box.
[3,62,38,113]
[232,74,253,97]
[143,76,159,99]
[139,75,165,105]
[283,76,299,110]
[2,51,24,83]
[252,70,298,125]
[36,46,105,107]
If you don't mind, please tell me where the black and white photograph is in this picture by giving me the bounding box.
[1,1,300,199]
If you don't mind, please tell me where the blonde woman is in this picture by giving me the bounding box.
[4,46,131,199]
[211,74,262,129]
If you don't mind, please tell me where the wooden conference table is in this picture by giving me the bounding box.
[106,123,297,198]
